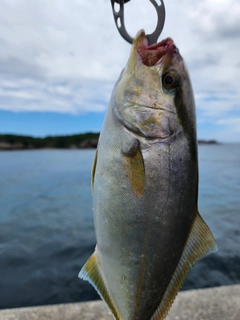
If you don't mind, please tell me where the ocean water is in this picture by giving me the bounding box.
[0,145,239,309]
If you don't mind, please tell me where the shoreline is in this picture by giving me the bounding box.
[0,133,219,150]
[0,140,220,151]
[0,285,239,320]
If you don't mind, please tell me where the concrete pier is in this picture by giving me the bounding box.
[0,285,239,320]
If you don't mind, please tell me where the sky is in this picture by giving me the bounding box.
[0,0,240,142]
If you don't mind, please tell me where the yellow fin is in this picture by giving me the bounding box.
[124,142,145,198]
[91,149,98,192]
[151,211,217,320]
[79,252,122,320]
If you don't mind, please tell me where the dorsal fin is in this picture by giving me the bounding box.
[151,211,217,320]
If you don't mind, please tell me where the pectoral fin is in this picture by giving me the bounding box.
[122,140,145,198]
[79,252,122,320]
[91,149,98,192]
[151,211,217,320]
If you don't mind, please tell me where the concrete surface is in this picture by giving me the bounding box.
[0,285,239,320]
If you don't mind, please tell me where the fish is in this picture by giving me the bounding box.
[79,30,217,320]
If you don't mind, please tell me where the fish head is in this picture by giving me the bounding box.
[113,30,196,141]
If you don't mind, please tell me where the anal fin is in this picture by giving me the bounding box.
[79,252,122,320]
[151,211,217,320]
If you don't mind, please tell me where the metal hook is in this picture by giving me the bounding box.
[110,0,166,45]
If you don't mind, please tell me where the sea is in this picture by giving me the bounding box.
[0,144,239,309]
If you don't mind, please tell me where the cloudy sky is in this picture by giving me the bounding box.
[0,0,239,142]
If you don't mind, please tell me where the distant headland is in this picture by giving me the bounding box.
[0,133,218,150]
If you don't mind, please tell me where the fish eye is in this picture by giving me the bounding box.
[164,75,174,85]
[162,73,179,90]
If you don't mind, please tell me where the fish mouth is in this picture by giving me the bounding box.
[134,30,178,67]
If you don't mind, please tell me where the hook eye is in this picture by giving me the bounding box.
[110,0,166,45]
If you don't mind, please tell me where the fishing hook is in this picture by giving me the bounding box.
[110,0,165,45]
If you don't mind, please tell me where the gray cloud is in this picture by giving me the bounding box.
[0,56,45,79]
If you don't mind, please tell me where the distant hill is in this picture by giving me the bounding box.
[0,133,99,150]
[198,140,218,145]
[0,133,218,150]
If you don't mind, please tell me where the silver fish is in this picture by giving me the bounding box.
[79,30,217,320]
